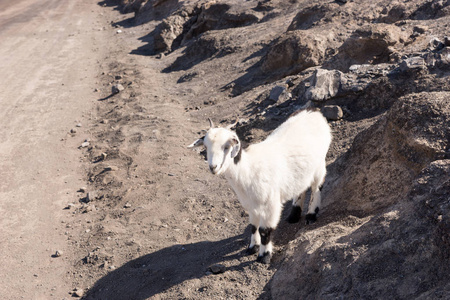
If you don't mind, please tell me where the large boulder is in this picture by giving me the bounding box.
[261,30,334,77]
[271,91,450,299]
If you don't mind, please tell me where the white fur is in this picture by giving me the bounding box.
[188,109,332,262]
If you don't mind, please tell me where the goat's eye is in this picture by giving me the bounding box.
[224,145,230,151]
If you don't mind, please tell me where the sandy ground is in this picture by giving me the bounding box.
[0,0,109,298]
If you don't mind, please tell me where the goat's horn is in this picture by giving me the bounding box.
[208,118,214,128]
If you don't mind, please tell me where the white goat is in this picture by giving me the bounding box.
[188,109,332,264]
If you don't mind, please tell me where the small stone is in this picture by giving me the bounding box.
[76,123,82,127]
[158,53,165,59]
[100,119,109,124]
[65,203,75,210]
[109,265,116,270]
[73,288,84,297]
[101,153,107,160]
[54,250,63,257]
[209,264,226,274]
[321,105,343,120]
[80,141,90,148]
[104,166,118,172]
[444,36,450,47]
[124,203,132,208]
[78,187,87,193]
[115,75,122,80]
[70,128,77,134]
[116,29,122,34]
[112,84,124,94]
[429,37,444,51]
[269,85,288,102]
[86,191,96,202]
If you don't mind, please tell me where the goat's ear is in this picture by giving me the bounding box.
[226,119,239,130]
[230,138,240,158]
[187,136,205,148]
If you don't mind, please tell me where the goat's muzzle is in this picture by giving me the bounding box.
[209,165,218,174]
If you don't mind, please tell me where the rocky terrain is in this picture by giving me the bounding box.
[75,0,449,299]
[1,0,448,299]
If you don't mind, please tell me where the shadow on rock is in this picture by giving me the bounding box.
[83,233,249,300]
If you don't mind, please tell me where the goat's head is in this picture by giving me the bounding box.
[188,119,240,175]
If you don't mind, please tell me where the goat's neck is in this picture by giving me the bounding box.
[224,149,251,184]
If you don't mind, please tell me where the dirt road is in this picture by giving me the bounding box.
[0,0,109,298]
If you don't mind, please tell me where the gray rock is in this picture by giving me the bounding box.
[112,84,125,94]
[399,57,426,72]
[321,105,343,120]
[429,37,444,51]
[209,264,226,274]
[305,69,345,102]
[269,85,289,102]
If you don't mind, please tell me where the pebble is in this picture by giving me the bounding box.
[100,119,109,124]
[80,141,90,148]
[70,128,77,134]
[209,264,226,274]
[116,29,122,34]
[101,153,107,160]
[76,123,82,127]
[73,288,84,297]
[112,84,124,94]
[124,203,132,208]
[54,250,63,257]
[86,191,96,203]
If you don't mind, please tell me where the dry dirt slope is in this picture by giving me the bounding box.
[10,0,445,299]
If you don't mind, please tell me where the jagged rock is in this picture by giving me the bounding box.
[399,56,426,72]
[269,85,290,102]
[335,24,406,70]
[305,69,345,101]
[329,91,449,213]
[261,30,331,76]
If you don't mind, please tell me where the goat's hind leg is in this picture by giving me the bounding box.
[286,191,306,223]
[246,213,260,255]
[306,166,326,224]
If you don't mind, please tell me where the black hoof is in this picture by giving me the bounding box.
[256,252,272,264]
[286,206,302,223]
[305,213,317,224]
[246,245,259,255]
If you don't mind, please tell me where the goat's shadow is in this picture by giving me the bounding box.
[83,232,253,300]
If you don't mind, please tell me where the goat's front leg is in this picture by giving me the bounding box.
[257,201,281,264]
[246,213,260,255]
